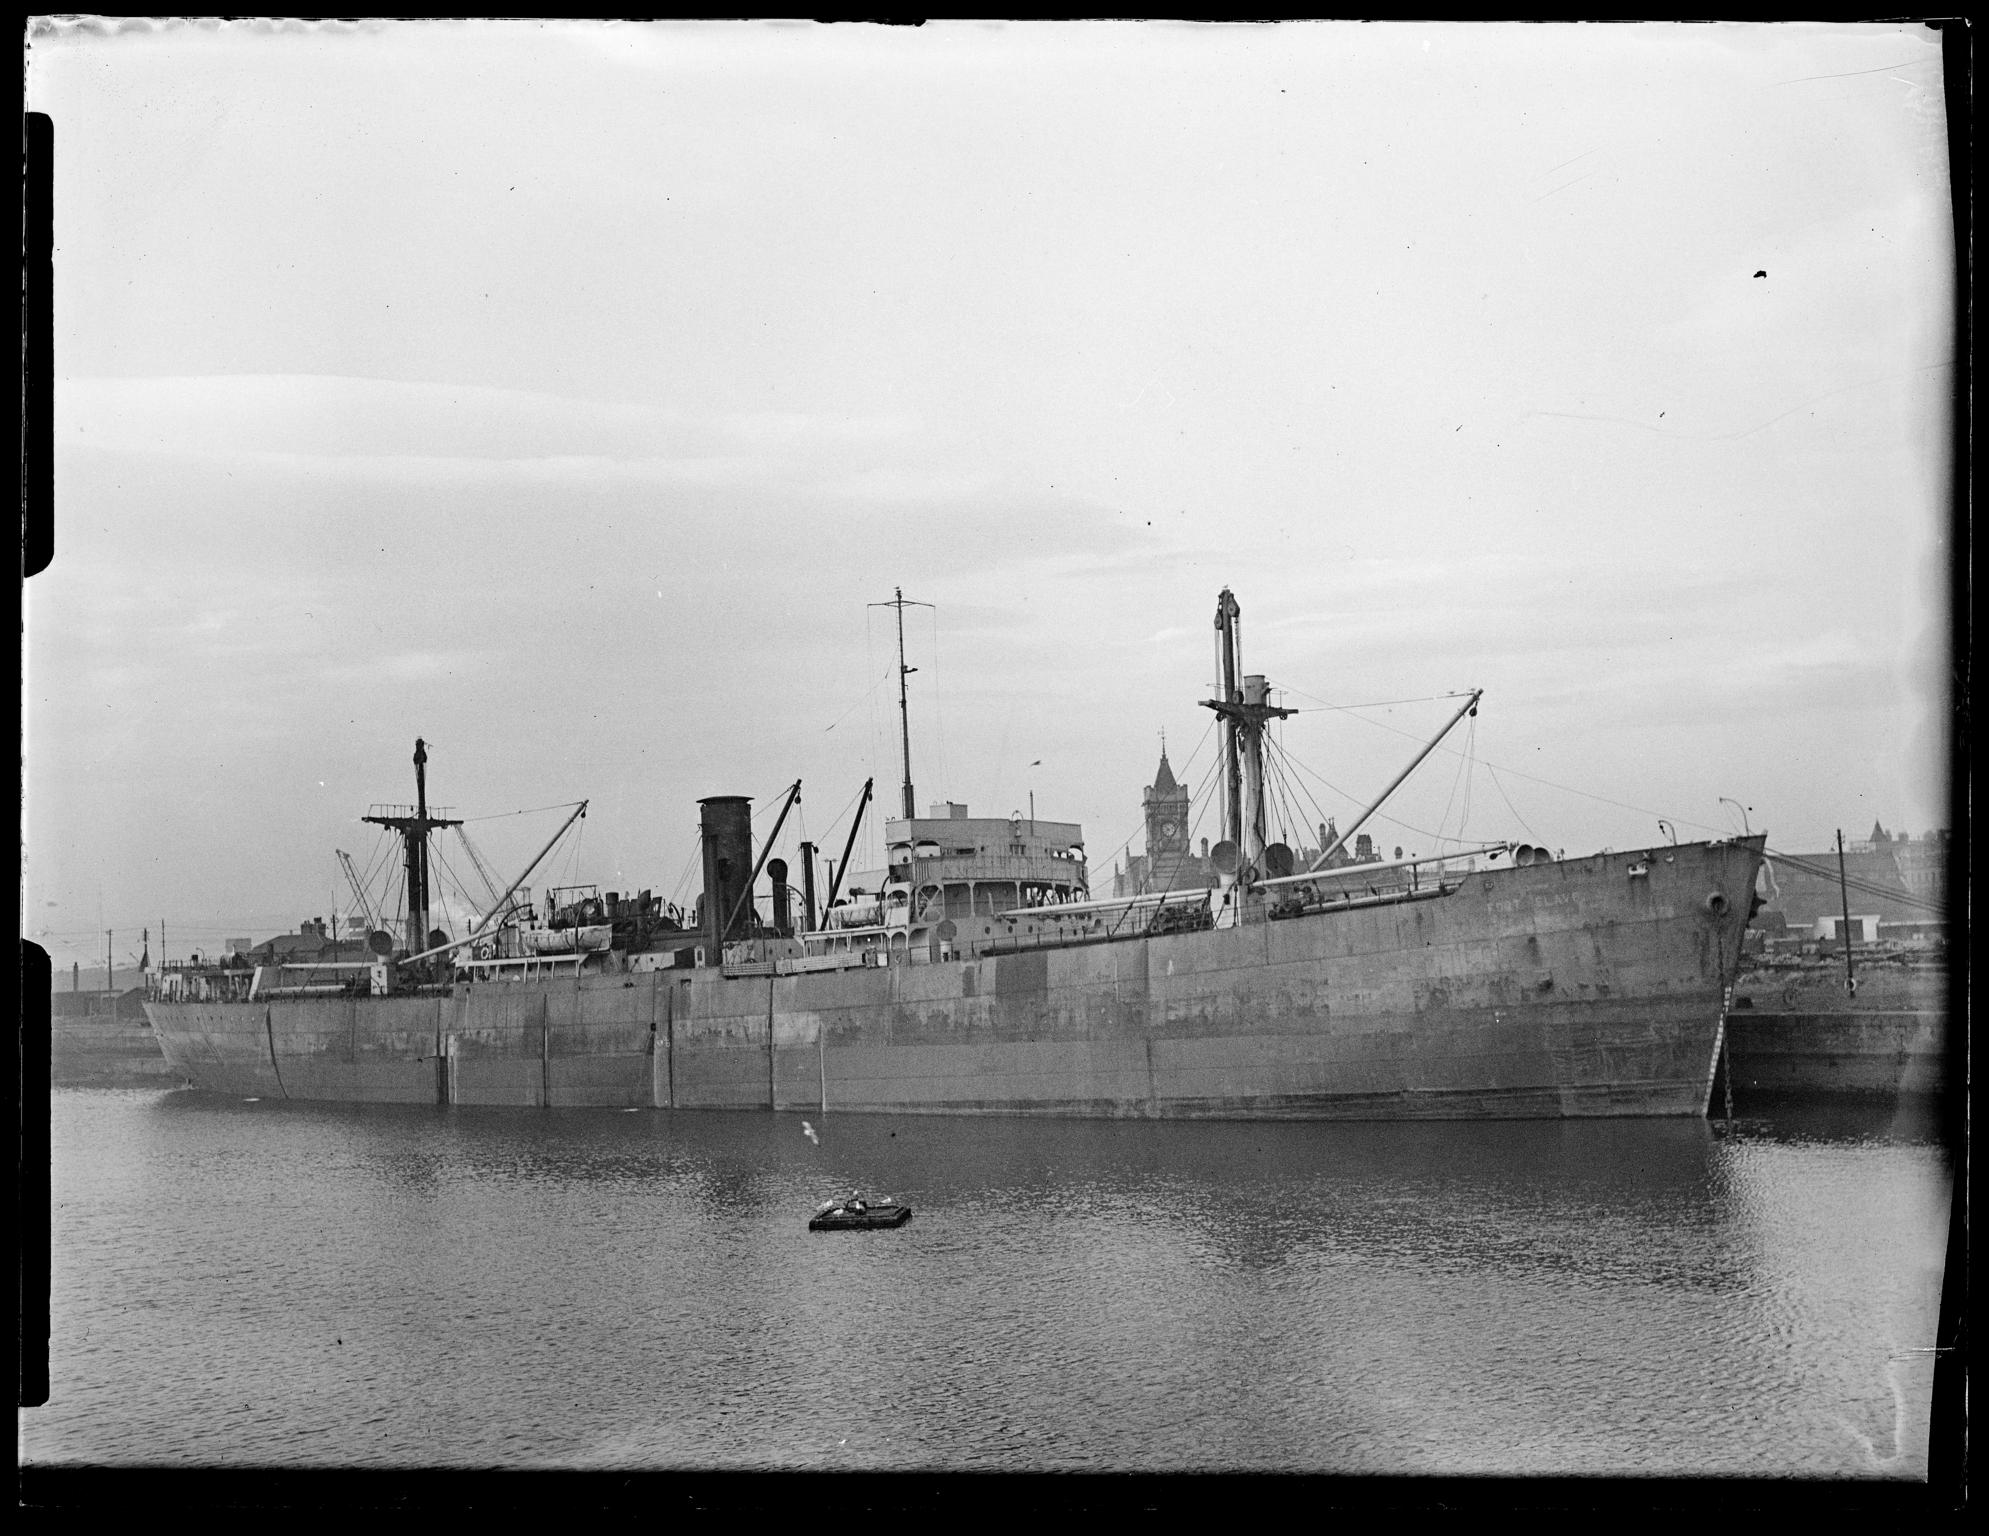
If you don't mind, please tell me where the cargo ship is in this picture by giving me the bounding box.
[144,588,1767,1119]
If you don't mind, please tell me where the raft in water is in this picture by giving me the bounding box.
[809,1199,913,1231]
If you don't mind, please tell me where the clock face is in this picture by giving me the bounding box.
[1160,820,1179,840]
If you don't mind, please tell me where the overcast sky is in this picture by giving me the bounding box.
[26,19,1955,970]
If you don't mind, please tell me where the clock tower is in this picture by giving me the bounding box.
[1143,746,1191,869]
[1113,742,1213,897]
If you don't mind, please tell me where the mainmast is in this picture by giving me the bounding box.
[362,738,463,955]
[1214,590,1241,849]
[870,588,932,820]
[1202,588,1293,873]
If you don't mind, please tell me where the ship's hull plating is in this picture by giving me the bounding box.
[145,839,1764,1120]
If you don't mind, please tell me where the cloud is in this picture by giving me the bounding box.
[321,649,495,685]
[58,374,928,477]
[817,465,995,504]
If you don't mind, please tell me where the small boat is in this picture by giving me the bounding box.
[809,1194,913,1231]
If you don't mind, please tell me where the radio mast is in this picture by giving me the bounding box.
[869,588,933,820]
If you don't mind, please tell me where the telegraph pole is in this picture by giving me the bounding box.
[1836,828,1858,996]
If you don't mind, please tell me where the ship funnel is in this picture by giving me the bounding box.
[699,795,754,956]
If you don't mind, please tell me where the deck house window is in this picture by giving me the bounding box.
[977,882,1017,916]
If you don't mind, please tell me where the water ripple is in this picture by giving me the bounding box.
[25,1090,1949,1475]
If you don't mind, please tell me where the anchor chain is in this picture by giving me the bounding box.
[1716,931,1734,1125]
[1719,983,1735,1124]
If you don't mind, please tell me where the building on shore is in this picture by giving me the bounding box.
[240,915,377,968]
[1886,824,1949,911]
[1756,821,1948,942]
[1110,746,1385,898]
[48,985,149,1021]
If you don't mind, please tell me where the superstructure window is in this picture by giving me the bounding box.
[977,882,1017,916]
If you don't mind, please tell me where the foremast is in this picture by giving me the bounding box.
[1200,589,1484,887]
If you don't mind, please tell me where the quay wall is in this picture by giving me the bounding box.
[50,1012,175,1087]
[1723,1010,1947,1097]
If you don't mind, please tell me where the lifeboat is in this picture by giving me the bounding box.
[518,924,613,955]
[825,901,883,931]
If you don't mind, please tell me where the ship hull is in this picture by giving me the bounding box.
[145,839,1763,1120]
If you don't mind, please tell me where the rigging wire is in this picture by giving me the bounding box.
[1272,687,1667,844]
[1435,722,1469,846]
[1272,735,1482,849]
[1273,744,1330,855]
[1260,735,1340,854]
[1259,736,1309,850]
[821,661,898,736]
[818,777,871,839]
[1763,852,1945,914]
[1262,733,1359,821]
[358,829,397,909]
[454,826,505,910]
[928,604,950,806]
[1456,715,1477,843]
[462,800,587,823]
[1276,688,1482,713]
[865,606,887,827]
[1187,745,1221,850]
[1160,747,1225,897]
[1486,764,1541,844]
[425,838,475,939]
[667,841,703,912]
[560,810,588,895]
[1285,698,1734,840]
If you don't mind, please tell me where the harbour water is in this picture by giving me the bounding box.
[25,1088,1951,1479]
